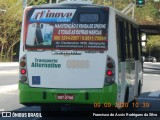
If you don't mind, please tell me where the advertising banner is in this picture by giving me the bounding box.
[25,8,108,50]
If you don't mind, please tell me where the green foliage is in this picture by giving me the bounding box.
[93,0,159,24]
[0,0,22,61]
[0,0,159,61]
[30,0,47,5]
[147,35,160,51]
[29,0,57,5]
[146,35,160,60]
[93,0,160,59]
[93,0,130,10]
[134,0,159,24]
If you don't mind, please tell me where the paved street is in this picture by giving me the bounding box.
[0,62,160,120]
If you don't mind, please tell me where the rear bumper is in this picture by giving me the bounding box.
[19,82,117,106]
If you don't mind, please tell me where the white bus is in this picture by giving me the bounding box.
[19,0,143,113]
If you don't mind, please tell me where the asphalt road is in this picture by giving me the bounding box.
[0,63,18,86]
[0,62,160,120]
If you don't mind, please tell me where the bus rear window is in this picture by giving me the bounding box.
[80,14,99,23]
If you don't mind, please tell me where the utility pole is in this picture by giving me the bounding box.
[49,0,52,4]
[114,0,115,8]
[122,2,135,19]
[112,0,115,8]
[132,4,135,19]
[22,0,35,9]
[22,0,27,9]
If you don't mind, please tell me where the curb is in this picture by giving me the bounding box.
[0,62,19,67]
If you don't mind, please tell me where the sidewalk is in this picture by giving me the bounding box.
[0,62,19,67]
[144,62,160,64]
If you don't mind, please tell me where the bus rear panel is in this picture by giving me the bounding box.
[19,4,117,107]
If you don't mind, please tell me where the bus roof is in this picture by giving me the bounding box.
[28,3,108,9]
[26,3,138,26]
[115,9,139,26]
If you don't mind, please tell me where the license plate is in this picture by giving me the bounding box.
[57,94,74,100]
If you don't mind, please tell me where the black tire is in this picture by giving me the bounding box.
[113,87,129,111]
[124,87,129,103]
[119,87,129,111]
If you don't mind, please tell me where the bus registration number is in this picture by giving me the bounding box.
[57,94,74,100]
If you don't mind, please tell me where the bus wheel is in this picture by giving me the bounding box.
[41,104,61,117]
[115,87,129,111]
[124,87,130,110]
[124,87,129,103]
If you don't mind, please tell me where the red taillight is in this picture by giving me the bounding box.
[20,61,26,67]
[21,69,26,74]
[106,70,113,76]
[105,56,115,85]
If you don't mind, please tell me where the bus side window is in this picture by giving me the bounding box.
[132,26,139,60]
[118,20,126,62]
[131,24,135,59]
[116,17,128,62]
[135,28,139,60]
[138,29,142,60]
[129,24,133,59]
[116,18,121,60]
[125,22,130,59]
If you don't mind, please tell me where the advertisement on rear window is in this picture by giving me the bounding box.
[25,8,108,50]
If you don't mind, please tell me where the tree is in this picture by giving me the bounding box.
[134,0,159,24]
[0,0,159,61]
[146,35,160,61]
[93,0,159,24]
[31,0,47,5]
[0,0,22,61]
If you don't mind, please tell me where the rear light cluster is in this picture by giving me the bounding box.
[105,56,115,85]
[19,55,28,83]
